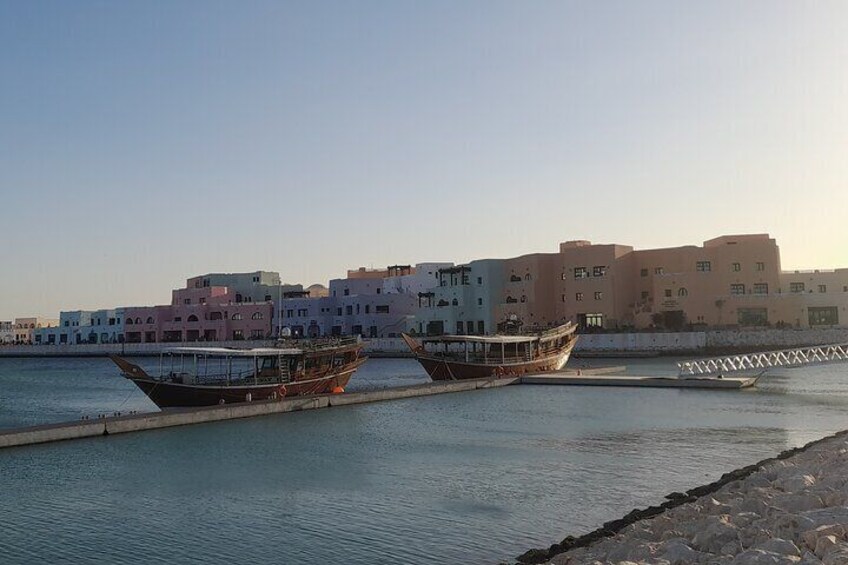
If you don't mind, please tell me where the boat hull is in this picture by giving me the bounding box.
[414,348,573,381]
[128,360,364,408]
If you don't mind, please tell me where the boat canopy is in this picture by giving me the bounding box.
[164,347,303,356]
[421,334,539,344]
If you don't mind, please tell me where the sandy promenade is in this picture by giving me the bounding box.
[517,431,848,565]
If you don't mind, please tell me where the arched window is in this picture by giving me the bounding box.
[251,312,263,320]
[187,315,199,322]
[232,313,243,321]
[678,288,689,297]
[146,317,154,324]
[525,273,531,281]
[451,298,458,306]
[135,317,142,324]
[126,318,134,325]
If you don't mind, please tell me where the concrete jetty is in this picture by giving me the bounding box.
[0,377,518,449]
[523,373,759,389]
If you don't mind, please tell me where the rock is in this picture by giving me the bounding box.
[690,515,739,554]
[771,493,825,513]
[822,544,848,565]
[814,535,838,559]
[657,538,701,565]
[802,525,847,552]
[730,549,802,564]
[801,507,848,530]
[755,538,801,557]
[778,474,817,493]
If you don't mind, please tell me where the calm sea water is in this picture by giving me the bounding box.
[1,356,847,564]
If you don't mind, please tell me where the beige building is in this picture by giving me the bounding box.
[419,233,847,334]
[13,317,59,344]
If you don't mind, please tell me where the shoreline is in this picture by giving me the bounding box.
[516,429,848,564]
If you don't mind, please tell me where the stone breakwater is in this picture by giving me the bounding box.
[517,431,848,565]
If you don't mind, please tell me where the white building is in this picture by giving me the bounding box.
[33,309,126,345]
[0,321,13,344]
[280,263,453,338]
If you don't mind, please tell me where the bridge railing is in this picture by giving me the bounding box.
[677,343,848,376]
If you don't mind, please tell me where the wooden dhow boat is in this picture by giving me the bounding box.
[109,336,366,408]
[401,322,578,380]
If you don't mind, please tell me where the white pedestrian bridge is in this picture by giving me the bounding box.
[678,343,848,377]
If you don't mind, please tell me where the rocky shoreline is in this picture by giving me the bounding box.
[517,430,848,565]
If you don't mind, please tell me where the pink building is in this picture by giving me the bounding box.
[124,283,273,343]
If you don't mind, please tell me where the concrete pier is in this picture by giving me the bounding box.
[0,376,518,449]
[522,373,759,389]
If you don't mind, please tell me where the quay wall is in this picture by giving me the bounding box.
[0,377,519,449]
[1,329,847,358]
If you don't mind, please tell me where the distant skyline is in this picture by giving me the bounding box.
[1,1,847,320]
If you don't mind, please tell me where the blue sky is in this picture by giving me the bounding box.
[1,1,846,319]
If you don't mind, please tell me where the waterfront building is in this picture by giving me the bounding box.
[416,234,848,333]
[0,321,13,344]
[280,263,453,338]
[13,317,59,344]
[33,310,126,345]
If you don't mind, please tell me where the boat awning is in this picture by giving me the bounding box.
[163,347,303,356]
[422,335,539,344]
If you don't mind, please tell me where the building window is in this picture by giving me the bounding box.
[641,291,649,300]
[376,288,381,294]
[252,276,259,282]
[696,261,711,272]
[251,312,263,320]
[640,269,648,277]
[561,294,566,302]
[231,313,243,320]
[593,266,607,277]
[376,305,389,314]
[524,273,531,281]
[809,306,839,326]
[561,272,568,280]
[187,315,199,322]
[477,321,484,334]
[451,298,459,306]
[344,288,350,296]
[585,313,604,328]
[297,309,307,317]
[456,321,464,334]
[477,277,482,285]
[664,289,672,298]
[844,286,848,293]
[173,317,182,322]
[678,288,688,297]
[575,292,583,301]
[790,282,805,293]
[753,283,768,295]
[184,299,191,305]
[478,298,483,306]
[285,309,294,318]
[654,267,664,275]
[738,307,768,327]
[146,317,155,324]
[264,295,272,302]
[574,267,588,279]
[819,285,827,293]
[233,330,244,340]
[730,284,746,295]
[336,308,342,316]
[346,305,353,315]
[755,262,765,271]
[594,291,603,300]
[732,262,741,272]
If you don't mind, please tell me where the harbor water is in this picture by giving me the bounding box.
[1,357,847,564]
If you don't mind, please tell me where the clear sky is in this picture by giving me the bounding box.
[1,1,847,320]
